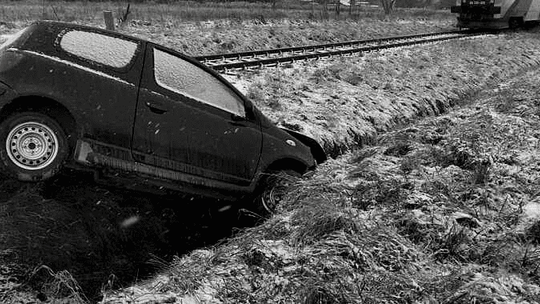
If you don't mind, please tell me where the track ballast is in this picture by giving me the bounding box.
[195,30,487,71]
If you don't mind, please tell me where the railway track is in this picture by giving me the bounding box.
[195,30,485,71]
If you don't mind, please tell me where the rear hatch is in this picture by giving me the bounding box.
[0,25,35,81]
[0,25,33,52]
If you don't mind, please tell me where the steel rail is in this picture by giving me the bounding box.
[195,30,482,71]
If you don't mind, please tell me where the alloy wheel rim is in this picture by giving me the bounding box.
[6,122,59,170]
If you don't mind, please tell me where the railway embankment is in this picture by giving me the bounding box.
[1,21,540,303]
[101,28,540,303]
[226,30,540,157]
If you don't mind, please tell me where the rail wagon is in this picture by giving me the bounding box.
[451,0,540,29]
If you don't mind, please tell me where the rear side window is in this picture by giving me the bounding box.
[60,30,138,69]
[153,49,245,117]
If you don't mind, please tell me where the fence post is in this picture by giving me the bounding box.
[103,11,115,31]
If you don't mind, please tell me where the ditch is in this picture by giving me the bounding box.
[0,169,259,302]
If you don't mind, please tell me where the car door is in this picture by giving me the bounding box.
[132,45,262,186]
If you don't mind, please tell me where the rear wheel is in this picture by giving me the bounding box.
[0,112,69,182]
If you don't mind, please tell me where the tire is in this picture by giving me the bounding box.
[254,170,300,216]
[0,112,69,182]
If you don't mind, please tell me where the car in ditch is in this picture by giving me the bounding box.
[0,21,326,207]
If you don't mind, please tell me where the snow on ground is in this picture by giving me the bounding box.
[0,35,11,44]
[1,20,540,303]
[102,29,540,303]
[225,31,540,157]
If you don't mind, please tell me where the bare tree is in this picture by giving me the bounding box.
[349,0,356,15]
[381,0,397,14]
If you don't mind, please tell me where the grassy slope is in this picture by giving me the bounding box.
[121,18,454,56]
[227,33,540,157]
[1,15,540,303]
[0,13,455,55]
[102,29,540,303]
[0,17,459,303]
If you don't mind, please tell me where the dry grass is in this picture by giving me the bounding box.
[0,10,457,303]
[0,1,456,56]
[226,32,540,157]
[102,28,540,303]
[1,4,540,303]
[0,0,454,25]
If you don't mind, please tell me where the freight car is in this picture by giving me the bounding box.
[450,0,540,29]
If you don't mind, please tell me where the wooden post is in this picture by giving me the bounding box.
[103,11,115,31]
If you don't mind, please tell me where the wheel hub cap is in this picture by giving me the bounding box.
[6,122,58,170]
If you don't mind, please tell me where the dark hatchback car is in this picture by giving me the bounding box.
[0,21,325,203]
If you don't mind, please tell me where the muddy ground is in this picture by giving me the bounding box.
[0,170,264,302]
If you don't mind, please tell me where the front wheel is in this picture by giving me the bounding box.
[0,112,69,182]
[254,170,300,216]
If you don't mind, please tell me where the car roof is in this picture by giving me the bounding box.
[16,20,253,110]
[30,20,214,63]
[33,20,145,43]
[23,20,210,71]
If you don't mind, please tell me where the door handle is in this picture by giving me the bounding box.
[145,101,168,114]
[228,121,247,127]
[229,114,248,127]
